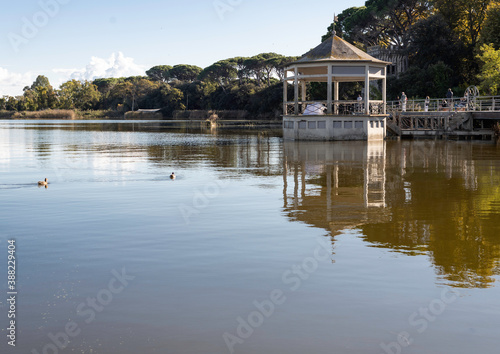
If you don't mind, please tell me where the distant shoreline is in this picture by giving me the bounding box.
[0,110,283,129]
[0,109,123,120]
[0,109,281,122]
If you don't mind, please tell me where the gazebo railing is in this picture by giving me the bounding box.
[369,101,384,115]
[284,100,386,116]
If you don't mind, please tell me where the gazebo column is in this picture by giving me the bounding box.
[294,67,299,115]
[327,65,332,114]
[382,76,387,114]
[334,81,339,114]
[301,81,306,108]
[283,71,288,115]
[364,66,370,115]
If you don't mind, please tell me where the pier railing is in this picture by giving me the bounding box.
[387,96,500,112]
[387,112,453,131]
[283,96,500,116]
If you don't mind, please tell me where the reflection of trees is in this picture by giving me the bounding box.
[371,141,500,288]
[27,122,284,178]
[282,140,500,288]
[33,128,54,160]
[146,132,283,177]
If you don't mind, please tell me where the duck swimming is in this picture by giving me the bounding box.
[38,178,48,186]
[170,172,175,180]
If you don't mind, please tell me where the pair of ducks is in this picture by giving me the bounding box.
[37,174,175,185]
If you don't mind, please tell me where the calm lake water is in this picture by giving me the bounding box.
[0,120,499,354]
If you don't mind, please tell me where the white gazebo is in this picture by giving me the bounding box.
[283,34,391,140]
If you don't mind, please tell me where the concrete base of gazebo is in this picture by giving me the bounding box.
[283,115,386,141]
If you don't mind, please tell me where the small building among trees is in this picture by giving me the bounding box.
[367,45,408,78]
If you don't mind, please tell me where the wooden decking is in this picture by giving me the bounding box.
[387,111,498,139]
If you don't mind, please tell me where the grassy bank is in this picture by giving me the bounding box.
[0,109,280,121]
[76,110,125,119]
[172,109,279,120]
[123,111,163,120]
[0,109,125,120]
[0,109,77,119]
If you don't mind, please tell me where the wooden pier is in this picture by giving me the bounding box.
[386,95,500,139]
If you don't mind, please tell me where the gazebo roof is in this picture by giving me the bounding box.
[292,35,390,66]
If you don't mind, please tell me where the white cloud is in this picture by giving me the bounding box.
[0,67,33,97]
[54,52,147,82]
[0,52,146,96]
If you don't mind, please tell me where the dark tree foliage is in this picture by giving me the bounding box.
[146,65,173,82]
[388,62,454,98]
[246,83,284,116]
[169,64,203,82]
[308,82,366,102]
[30,75,51,90]
[325,1,432,48]
[198,60,238,88]
[433,0,496,83]
[323,0,499,93]
[480,5,500,49]
[406,14,463,71]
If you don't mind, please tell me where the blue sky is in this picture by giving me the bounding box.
[0,0,365,96]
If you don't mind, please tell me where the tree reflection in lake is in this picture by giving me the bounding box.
[282,140,500,288]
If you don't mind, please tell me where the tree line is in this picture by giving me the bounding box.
[330,0,500,98]
[0,53,297,118]
[3,0,500,116]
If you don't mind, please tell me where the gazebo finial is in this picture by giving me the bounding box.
[332,13,338,36]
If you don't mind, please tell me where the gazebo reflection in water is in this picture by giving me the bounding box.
[282,141,388,236]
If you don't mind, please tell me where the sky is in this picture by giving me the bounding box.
[0,0,366,97]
